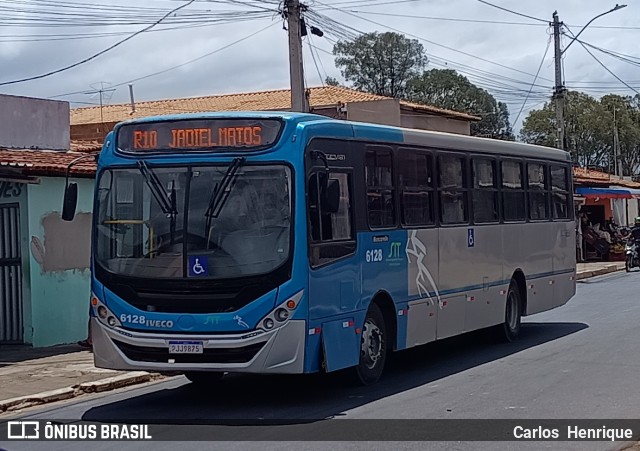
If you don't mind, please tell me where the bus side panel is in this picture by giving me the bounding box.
[360,230,410,350]
[462,225,507,331]
[553,220,577,307]
[405,228,439,348]
[437,226,505,338]
[508,222,554,315]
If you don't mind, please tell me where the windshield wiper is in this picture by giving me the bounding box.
[137,161,177,216]
[138,161,179,245]
[204,157,245,220]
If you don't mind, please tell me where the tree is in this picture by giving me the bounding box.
[520,91,640,176]
[407,69,514,140]
[325,76,343,87]
[333,32,426,98]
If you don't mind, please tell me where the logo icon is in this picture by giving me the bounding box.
[388,242,402,259]
[7,421,40,439]
[188,255,208,277]
[233,315,249,328]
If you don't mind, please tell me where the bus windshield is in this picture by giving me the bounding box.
[95,164,292,280]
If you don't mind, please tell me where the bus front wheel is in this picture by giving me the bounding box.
[354,303,387,385]
[498,280,522,342]
[184,371,224,385]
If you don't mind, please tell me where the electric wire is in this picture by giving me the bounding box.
[513,35,552,126]
[0,0,199,86]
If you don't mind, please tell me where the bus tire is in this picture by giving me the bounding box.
[184,371,224,385]
[498,279,522,342]
[354,303,387,385]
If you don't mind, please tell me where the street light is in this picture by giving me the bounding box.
[562,4,627,55]
[553,4,627,152]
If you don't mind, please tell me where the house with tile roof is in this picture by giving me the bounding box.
[0,94,95,347]
[69,85,481,144]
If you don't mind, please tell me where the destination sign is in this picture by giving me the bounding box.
[117,119,282,152]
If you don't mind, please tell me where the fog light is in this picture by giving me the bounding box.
[98,306,108,319]
[263,318,274,330]
[275,308,289,322]
[107,316,117,327]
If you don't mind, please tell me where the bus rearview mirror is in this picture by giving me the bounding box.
[322,179,341,214]
[62,182,78,221]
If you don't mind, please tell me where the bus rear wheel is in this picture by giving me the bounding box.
[184,371,224,385]
[354,303,387,385]
[498,280,522,342]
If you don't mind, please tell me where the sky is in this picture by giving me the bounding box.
[1,0,639,135]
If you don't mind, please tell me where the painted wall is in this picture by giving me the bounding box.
[27,177,94,347]
[347,99,402,126]
[400,111,471,135]
[0,180,31,343]
[0,94,70,150]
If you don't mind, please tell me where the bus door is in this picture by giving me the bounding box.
[306,139,360,371]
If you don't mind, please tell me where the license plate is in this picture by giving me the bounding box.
[168,341,203,354]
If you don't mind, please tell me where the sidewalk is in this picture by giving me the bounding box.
[576,261,626,280]
[0,344,166,414]
[0,261,627,415]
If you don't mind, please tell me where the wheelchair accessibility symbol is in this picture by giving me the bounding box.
[188,256,209,277]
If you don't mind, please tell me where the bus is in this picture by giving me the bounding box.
[62,112,576,385]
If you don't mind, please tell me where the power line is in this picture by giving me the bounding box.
[564,25,640,95]
[312,3,555,83]
[475,0,547,23]
[349,10,546,27]
[513,36,552,127]
[50,21,277,99]
[0,0,198,86]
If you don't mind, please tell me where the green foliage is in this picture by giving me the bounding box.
[333,32,427,98]
[520,91,640,176]
[325,76,342,87]
[407,69,514,140]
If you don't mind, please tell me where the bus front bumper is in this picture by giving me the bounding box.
[91,318,306,374]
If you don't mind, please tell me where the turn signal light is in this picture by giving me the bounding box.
[286,300,296,309]
[91,297,98,306]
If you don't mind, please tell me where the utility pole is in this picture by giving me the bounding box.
[613,107,621,177]
[285,0,308,113]
[552,11,565,151]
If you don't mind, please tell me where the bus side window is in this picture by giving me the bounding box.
[550,165,570,219]
[528,163,549,220]
[365,147,395,228]
[308,170,355,267]
[472,158,498,223]
[438,154,468,225]
[501,160,525,221]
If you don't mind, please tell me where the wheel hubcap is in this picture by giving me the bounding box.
[361,319,383,370]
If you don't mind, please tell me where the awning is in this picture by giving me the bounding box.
[575,187,633,199]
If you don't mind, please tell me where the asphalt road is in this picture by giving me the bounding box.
[2,270,640,451]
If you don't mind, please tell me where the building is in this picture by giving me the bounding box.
[69,86,480,144]
[0,94,95,347]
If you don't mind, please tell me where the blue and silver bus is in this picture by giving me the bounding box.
[63,112,576,385]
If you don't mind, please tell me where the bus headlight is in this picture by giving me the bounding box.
[259,290,303,331]
[275,308,289,322]
[91,294,122,329]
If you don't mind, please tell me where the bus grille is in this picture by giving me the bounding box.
[113,340,265,364]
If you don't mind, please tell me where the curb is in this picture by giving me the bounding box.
[576,264,625,280]
[0,372,164,413]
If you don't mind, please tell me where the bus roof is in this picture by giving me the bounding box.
[115,111,570,163]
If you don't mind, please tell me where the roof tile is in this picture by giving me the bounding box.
[70,86,480,125]
[0,149,96,177]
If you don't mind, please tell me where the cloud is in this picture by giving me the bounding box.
[0,0,638,135]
